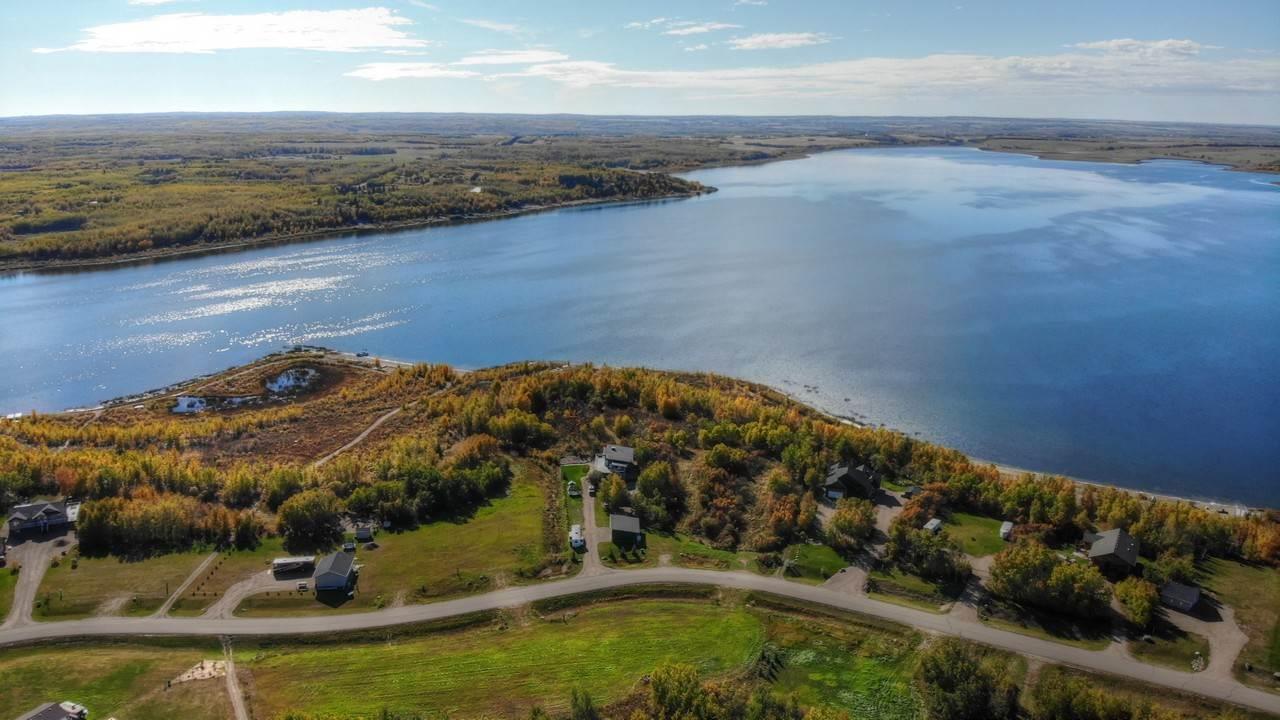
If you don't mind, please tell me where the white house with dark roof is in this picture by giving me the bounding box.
[591,444,636,479]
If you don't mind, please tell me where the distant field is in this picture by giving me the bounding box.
[0,639,228,720]
[242,600,763,718]
[36,549,209,619]
[237,471,548,616]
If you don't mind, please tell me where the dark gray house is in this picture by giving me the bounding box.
[354,526,374,543]
[1160,581,1202,613]
[1087,528,1140,573]
[823,463,878,500]
[16,702,88,720]
[7,501,73,535]
[313,551,356,592]
[609,513,645,551]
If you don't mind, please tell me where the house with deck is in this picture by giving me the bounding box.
[823,462,878,500]
[7,500,77,536]
[1086,528,1140,574]
[590,444,637,484]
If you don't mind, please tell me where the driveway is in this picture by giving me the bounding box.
[2,531,74,628]
[577,486,610,578]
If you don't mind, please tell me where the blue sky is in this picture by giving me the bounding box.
[2,0,1278,122]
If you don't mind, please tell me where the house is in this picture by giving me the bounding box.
[1087,528,1140,573]
[313,551,356,592]
[172,396,207,414]
[354,526,374,543]
[823,462,878,500]
[592,445,637,480]
[271,556,316,576]
[17,702,88,720]
[999,521,1014,541]
[923,518,943,534]
[1160,581,1202,613]
[609,513,645,551]
[7,500,72,535]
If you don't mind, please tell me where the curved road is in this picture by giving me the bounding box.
[1,567,1277,715]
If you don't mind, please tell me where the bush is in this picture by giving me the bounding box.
[989,541,1110,618]
[277,489,343,550]
[1115,577,1159,629]
[915,638,1018,720]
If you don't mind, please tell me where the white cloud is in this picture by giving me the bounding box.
[128,0,185,5]
[405,0,439,9]
[344,62,480,81]
[735,0,768,5]
[728,32,832,50]
[625,17,669,30]
[1072,38,1218,59]
[459,18,522,35]
[684,44,709,52]
[496,44,1278,99]
[663,22,741,36]
[34,8,429,54]
[454,49,568,65]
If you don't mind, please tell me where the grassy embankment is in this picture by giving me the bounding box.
[35,549,210,619]
[236,471,547,616]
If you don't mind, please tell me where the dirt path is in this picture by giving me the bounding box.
[311,406,402,468]
[153,551,219,617]
[202,570,296,619]
[1,536,68,628]
[578,486,610,578]
[221,636,250,720]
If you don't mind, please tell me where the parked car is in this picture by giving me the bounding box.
[297,581,309,591]
[342,542,356,553]
[569,524,586,552]
[567,480,581,498]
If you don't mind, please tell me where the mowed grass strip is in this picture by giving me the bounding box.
[169,537,285,616]
[0,567,17,622]
[944,512,1007,557]
[36,549,209,619]
[243,600,763,718]
[0,640,227,720]
[238,474,547,615]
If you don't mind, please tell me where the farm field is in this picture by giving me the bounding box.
[35,549,209,619]
[237,471,549,616]
[0,639,229,720]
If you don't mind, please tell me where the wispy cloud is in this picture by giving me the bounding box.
[344,62,480,81]
[459,18,522,35]
[34,8,429,54]
[663,22,742,36]
[684,44,709,52]
[728,32,832,50]
[1072,38,1217,59]
[454,49,568,65]
[127,0,185,5]
[625,17,669,30]
[405,0,439,9]
[734,0,768,5]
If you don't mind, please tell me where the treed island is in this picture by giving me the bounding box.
[2,351,1279,720]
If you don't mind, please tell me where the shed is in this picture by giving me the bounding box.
[609,513,645,550]
[999,521,1014,541]
[313,551,356,592]
[354,526,374,543]
[1088,528,1140,573]
[923,518,943,534]
[1160,581,1202,613]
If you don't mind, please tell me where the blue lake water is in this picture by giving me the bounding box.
[2,147,1277,505]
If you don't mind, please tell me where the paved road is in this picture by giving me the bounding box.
[1,567,1277,715]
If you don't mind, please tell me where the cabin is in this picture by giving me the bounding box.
[313,551,356,592]
[999,521,1014,541]
[16,702,88,720]
[823,462,878,500]
[1086,528,1140,574]
[923,518,943,534]
[592,445,637,480]
[1160,581,1202,614]
[271,556,316,576]
[7,500,74,536]
[609,513,645,551]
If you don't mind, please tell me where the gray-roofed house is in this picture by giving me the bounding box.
[354,526,374,543]
[609,513,645,551]
[1160,581,1202,613]
[313,551,356,592]
[1087,528,1140,574]
[823,463,878,500]
[7,500,71,535]
[592,444,637,480]
[17,702,88,720]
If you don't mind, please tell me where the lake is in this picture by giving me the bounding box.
[2,147,1277,505]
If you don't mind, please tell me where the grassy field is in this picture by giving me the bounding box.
[783,544,847,584]
[600,532,760,571]
[242,600,763,718]
[238,474,548,615]
[766,608,924,719]
[867,567,956,612]
[563,465,587,528]
[0,639,228,720]
[0,566,16,622]
[168,537,285,616]
[1127,621,1210,673]
[945,512,1007,557]
[1199,557,1280,688]
[35,549,209,619]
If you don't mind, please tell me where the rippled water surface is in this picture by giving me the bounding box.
[3,148,1277,504]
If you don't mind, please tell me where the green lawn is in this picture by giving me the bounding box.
[980,605,1112,651]
[168,537,285,616]
[237,474,549,616]
[868,568,956,612]
[0,639,229,720]
[36,549,210,619]
[0,566,17,622]
[562,465,587,528]
[782,544,847,584]
[1128,621,1210,673]
[599,531,760,572]
[1199,557,1280,688]
[243,600,763,718]
[945,512,1007,557]
[766,608,923,720]
[594,491,609,528]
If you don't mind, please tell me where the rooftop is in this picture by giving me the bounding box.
[1088,528,1140,566]
[314,550,355,578]
[609,513,642,534]
[603,445,635,464]
[8,500,67,522]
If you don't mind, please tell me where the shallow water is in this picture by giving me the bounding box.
[2,147,1277,504]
